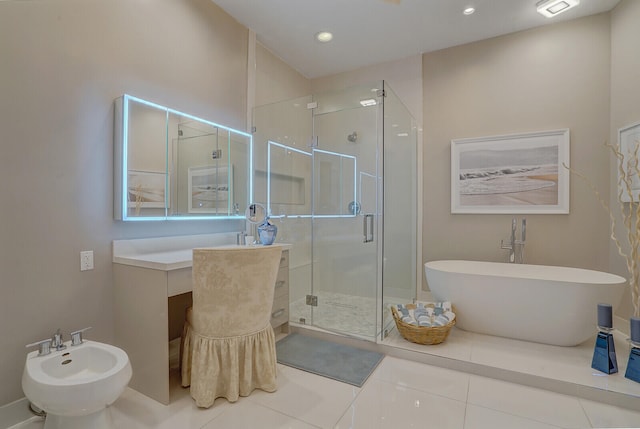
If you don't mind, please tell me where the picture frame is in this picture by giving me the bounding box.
[188,165,232,213]
[451,129,570,214]
[617,121,640,203]
[127,170,167,209]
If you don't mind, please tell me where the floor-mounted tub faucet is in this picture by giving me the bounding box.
[500,218,526,263]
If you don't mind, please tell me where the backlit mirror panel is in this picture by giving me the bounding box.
[114,94,252,221]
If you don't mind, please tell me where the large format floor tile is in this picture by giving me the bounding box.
[246,364,360,429]
[9,340,640,429]
[371,356,470,402]
[201,400,320,429]
[334,378,467,429]
[383,324,640,403]
[463,404,563,429]
[467,375,592,428]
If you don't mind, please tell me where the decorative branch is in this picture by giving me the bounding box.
[563,140,640,317]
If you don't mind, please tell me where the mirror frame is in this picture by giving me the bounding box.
[114,94,253,221]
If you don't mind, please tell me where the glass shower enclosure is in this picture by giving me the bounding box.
[253,81,417,342]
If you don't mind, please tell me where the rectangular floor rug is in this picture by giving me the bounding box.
[276,333,384,387]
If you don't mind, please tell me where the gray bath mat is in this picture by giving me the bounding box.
[276,333,384,387]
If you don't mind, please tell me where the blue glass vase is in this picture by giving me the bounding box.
[258,220,277,245]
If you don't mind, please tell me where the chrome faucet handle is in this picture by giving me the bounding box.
[51,329,66,351]
[70,327,92,346]
[26,338,52,356]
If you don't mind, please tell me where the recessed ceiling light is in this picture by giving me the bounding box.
[536,0,579,18]
[463,7,475,15]
[315,31,333,43]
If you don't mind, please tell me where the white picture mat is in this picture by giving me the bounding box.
[618,121,640,203]
[451,129,570,214]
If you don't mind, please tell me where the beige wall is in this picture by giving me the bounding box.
[0,0,248,405]
[311,55,423,128]
[423,14,612,288]
[610,0,640,320]
[255,43,312,107]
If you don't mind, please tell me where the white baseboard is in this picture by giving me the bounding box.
[615,314,630,336]
[0,397,34,429]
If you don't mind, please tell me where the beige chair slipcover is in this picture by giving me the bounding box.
[181,246,283,408]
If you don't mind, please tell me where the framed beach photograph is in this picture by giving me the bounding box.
[618,121,640,202]
[451,129,570,214]
[188,165,232,214]
[127,170,167,209]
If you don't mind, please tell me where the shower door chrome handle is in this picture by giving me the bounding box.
[363,214,374,243]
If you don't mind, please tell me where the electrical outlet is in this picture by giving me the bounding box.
[80,250,94,271]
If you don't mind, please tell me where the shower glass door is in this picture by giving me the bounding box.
[253,81,416,342]
[310,83,382,340]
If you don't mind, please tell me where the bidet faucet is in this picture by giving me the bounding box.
[51,328,67,351]
[500,217,526,263]
[70,327,92,346]
[25,338,52,356]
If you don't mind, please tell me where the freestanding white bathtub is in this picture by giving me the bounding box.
[424,260,627,346]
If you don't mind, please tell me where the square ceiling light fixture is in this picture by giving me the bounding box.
[536,0,579,18]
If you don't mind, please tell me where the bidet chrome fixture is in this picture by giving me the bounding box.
[500,218,526,263]
[70,327,92,346]
[51,329,66,351]
[25,338,52,357]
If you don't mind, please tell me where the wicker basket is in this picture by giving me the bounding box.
[390,303,456,345]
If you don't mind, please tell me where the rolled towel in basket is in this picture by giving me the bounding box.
[395,305,410,317]
[433,311,456,326]
[402,316,417,325]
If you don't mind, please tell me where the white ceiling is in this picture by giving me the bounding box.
[210,0,620,79]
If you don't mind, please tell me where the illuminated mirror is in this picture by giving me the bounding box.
[114,94,252,221]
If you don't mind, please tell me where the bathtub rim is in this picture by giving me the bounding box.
[424,260,627,285]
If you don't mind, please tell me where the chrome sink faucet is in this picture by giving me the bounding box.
[500,218,526,263]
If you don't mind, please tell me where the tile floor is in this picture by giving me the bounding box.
[13,352,640,428]
[382,323,640,404]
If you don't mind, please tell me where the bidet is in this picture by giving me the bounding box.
[22,338,132,429]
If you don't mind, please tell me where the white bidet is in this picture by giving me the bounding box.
[22,340,132,429]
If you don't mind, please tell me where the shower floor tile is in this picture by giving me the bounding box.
[290,291,406,340]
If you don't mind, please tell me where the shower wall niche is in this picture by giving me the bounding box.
[253,81,417,342]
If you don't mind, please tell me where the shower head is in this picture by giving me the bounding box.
[347,131,357,143]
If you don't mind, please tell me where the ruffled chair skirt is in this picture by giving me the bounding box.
[181,315,278,408]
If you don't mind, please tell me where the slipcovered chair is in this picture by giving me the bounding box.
[181,246,283,408]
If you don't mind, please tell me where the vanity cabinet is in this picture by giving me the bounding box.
[271,250,289,333]
[113,245,290,405]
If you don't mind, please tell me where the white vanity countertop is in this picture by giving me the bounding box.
[113,249,195,271]
[113,233,291,271]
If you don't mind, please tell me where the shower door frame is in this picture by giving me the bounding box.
[308,87,385,341]
[254,80,416,343]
